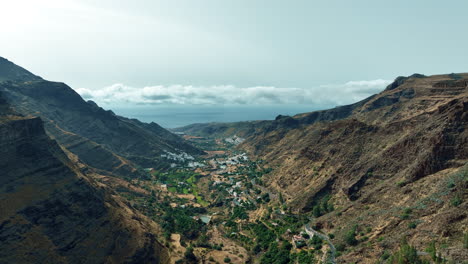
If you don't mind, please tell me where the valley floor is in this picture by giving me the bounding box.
[95,133,467,264]
[100,134,338,264]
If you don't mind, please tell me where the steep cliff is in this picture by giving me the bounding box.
[0,114,170,263]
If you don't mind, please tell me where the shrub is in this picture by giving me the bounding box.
[313,205,322,217]
[223,257,231,263]
[335,243,345,252]
[450,195,462,207]
[309,235,323,249]
[345,225,358,246]
[380,250,391,260]
[387,238,427,264]
[400,208,412,219]
[184,247,197,262]
[464,232,468,249]
[396,181,406,187]
[408,222,418,229]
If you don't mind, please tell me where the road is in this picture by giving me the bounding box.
[305,224,337,264]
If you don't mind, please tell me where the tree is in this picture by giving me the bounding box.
[184,247,197,262]
[344,225,358,246]
[387,238,429,264]
[312,205,321,218]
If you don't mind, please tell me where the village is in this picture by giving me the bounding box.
[119,134,334,264]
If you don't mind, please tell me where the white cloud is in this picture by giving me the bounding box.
[75,79,392,107]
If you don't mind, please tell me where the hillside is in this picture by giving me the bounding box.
[0,57,42,82]
[0,100,170,263]
[177,73,468,262]
[0,57,203,177]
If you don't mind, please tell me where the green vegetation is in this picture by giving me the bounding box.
[379,250,391,262]
[450,195,462,207]
[344,225,358,246]
[260,241,292,264]
[154,170,209,206]
[408,222,418,229]
[312,195,334,218]
[396,181,406,187]
[309,235,323,249]
[184,247,197,262]
[464,232,468,249]
[250,221,277,252]
[425,241,446,263]
[387,238,428,264]
[400,208,412,220]
[291,250,315,264]
[161,205,205,240]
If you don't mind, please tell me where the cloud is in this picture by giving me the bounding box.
[75,79,392,107]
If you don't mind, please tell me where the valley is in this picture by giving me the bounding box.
[0,57,466,264]
[169,73,468,263]
[113,134,331,264]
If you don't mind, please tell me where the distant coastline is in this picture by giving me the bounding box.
[109,105,323,128]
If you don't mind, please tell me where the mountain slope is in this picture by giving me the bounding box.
[176,73,468,262]
[0,57,203,176]
[0,104,170,263]
[0,57,42,82]
[239,73,468,262]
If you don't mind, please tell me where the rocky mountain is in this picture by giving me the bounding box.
[177,73,468,262]
[0,57,203,177]
[0,97,170,263]
[0,57,42,82]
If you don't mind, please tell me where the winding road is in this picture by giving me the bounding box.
[305,224,337,264]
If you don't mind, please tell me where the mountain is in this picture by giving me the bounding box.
[0,97,170,263]
[177,73,468,262]
[0,57,42,82]
[0,57,203,177]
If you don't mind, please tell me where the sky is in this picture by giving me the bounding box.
[1,0,467,109]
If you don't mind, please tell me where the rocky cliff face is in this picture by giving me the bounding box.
[240,73,468,262]
[177,73,468,262]
[0,57,203,177]
[0,114,170,263]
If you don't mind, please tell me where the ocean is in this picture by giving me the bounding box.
[108,105,323,128]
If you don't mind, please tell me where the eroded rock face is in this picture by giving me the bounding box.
[179,73,468,261]
[0,80,203,174]
[239,74,468,261]
[0,56,203,177]
[0,116,170,264]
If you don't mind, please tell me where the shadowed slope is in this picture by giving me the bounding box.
[0,108,170,263]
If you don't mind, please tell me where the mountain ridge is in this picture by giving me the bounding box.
[0,57,203,177]
[0,105,170,263]
[176,72,468,262]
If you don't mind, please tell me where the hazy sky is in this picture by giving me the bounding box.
[1,0,467,107]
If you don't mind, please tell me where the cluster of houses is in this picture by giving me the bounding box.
[210,153,249,171]
[160,151,195,162]
[224,135,245,145]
